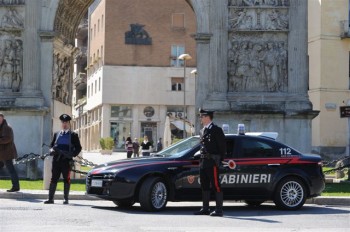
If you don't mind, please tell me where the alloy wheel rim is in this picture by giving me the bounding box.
[151,182,167,209]
[280,181,304,207]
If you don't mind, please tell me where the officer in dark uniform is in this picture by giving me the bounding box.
[44,114,82,204]
[194,109,226,217]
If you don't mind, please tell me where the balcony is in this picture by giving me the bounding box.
[340,20,350,39]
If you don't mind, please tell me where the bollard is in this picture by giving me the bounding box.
[26,159,38,180]
[43,156,53,190]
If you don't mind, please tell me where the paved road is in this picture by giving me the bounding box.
[0,199,349,232]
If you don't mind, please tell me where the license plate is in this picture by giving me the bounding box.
[91,179,103,187]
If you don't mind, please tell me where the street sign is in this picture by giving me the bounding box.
[340,106,350,118]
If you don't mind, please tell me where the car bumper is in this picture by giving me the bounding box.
[86,175,135,200]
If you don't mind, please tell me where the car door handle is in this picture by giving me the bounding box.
[268,164,280,166]
[168,167,178,170]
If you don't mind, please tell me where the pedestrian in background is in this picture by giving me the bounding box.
[0,113,20,192]
[157,138,163,152]
[125,137,133,158]
[133,138,140,158]
[140,136,152,156]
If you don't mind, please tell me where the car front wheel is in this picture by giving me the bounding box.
[139,177,168,212]
[274,177,307,210]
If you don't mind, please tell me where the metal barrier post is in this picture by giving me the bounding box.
[43,156,53,190]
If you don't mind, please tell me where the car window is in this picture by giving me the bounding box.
[157,137,200,158]
[225,139,235,158]
[238,137,278,158]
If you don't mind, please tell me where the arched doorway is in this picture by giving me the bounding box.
[49,0,209,152]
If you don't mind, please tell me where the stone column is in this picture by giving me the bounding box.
[22,0,41,94]
[15,0,44,107]
[209,0,228,95]
[288,0,308,96]
[194,33,211,133]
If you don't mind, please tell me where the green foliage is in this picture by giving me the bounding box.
[100,137,114,150]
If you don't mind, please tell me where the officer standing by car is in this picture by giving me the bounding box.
[194,109,226,217]
[44,114,82,205]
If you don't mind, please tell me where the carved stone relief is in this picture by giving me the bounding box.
[125,23,152,45]
[229,8,288,31]
[229,0,289,7]
[52,53,71,105]
[0,0,25,5]
[1,8,23,29]
[228,1,289,93]
[228,35,287,92]
[0,34,22,92]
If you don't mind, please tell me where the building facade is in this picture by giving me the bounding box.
[308,0,350,158]
[72,0,197,151]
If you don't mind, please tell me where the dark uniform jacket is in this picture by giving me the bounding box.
[50,131,82,160]
[200,123,227,168]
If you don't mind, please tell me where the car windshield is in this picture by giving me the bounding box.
[157,137,200,158]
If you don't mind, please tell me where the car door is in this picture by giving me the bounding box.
[224,136,282,199]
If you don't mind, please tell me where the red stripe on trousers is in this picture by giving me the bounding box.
[67,168,71,184]
[213,166,221,193]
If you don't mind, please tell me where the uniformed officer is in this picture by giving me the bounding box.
[194,109,227,217]
[44,114,82,204]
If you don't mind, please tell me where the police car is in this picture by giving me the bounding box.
[86,128,325,212]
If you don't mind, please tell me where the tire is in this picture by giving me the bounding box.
[139,177,168,212]
[273,177,307,210]
[113,199,135,208]
[244,200,264,207]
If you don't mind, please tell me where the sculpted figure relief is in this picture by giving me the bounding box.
[229,8,288,31]
[228,40,288,92]
[0,37,22,92]
[0,0,25,4]
[1,8,24,29]
[52,54,71,105]
[229,0,288,6]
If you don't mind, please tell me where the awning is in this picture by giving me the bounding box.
[171,120,194,134]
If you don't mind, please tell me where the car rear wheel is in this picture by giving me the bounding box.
[139,177,168,212]
[113,199,135,208]
[244,200,264,207]
[274,177,307,210]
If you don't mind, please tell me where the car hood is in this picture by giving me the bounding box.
[300,153,322,162]
[89,157,179,175]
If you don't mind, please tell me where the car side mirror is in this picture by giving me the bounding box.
[192,151,201,160]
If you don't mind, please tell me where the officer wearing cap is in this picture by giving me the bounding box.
[44,114,82,204]
[194,109,226,217]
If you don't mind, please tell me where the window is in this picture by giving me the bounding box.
[90,28,93,40]
[97,49,99,58]
[91,83,94,96]
[110,122,132,151]
[95,80,97,93]
[111,106,132,118]
[225,139,236,158]
[171,77,184,91]
[238,138,277,158]
[101,15,104,29]
[94,24,96,37]
[171,45,185,67]
[172,13,185,28]
[98,19,100,32]
[99,77,101,91]
[101,45,103,60]
[88,85,90,98]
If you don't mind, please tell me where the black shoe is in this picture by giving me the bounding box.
[63,200,69,205]
[7,188,20,192]
[193,208,211,215]
[210,211,223,217]
[44,200,54,204]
